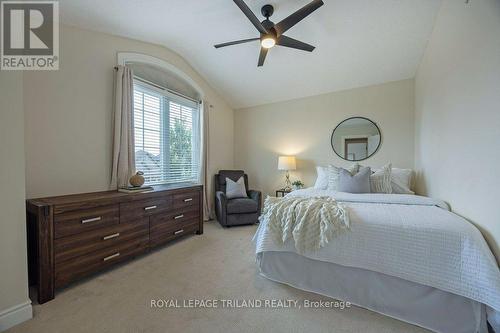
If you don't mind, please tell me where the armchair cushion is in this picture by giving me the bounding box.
[227,198,258,214]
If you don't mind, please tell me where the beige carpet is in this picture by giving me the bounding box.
[8,222,430,333]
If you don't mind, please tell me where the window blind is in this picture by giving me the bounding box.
[133,82,200,185]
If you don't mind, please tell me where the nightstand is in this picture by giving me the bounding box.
[276,188,292,197]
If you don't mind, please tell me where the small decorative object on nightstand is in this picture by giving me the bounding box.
[278,156,296,191]
[292,180,304,190]
[276,188,292,197]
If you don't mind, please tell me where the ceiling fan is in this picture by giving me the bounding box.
[214,0,324,67]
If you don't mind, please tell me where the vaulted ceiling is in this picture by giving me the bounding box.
[60,0,442,109]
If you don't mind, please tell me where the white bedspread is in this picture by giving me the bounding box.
[254,188,500,312]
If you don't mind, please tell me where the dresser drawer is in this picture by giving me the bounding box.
[120,196,172,223]
[55,237,148,288]
[150,219,199,248]
[54,218,149,265]
[54,205,119,238]
[150,206,199,229]
[173,191,200,210]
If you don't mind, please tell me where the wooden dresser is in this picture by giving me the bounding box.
[26,184,203,304]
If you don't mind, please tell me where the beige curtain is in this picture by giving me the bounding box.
[200,101,212,220]
[110,65,135,189]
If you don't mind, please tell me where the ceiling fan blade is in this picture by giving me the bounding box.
[214,38,260,49]
[233,0,268,34]
[277,35,315,52]
[258,47,268,67]
[273,0,324,36]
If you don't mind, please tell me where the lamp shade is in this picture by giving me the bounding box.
[278,156,296,171]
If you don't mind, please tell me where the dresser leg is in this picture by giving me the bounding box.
[33,205,55,304]
[38,285,55,304]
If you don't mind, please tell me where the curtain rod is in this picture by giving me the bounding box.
[114,66,202,105]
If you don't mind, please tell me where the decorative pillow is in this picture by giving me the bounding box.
[327,163,360,191]
[338,166,371,193]
[225,176,248,199]
[371,167,414,194]
[390,168,414,194]
[370,163,392,193]
[313,166,329,190]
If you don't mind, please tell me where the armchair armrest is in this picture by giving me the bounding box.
[216,190,227,202]
[248,190,262,214]
[215,191,228,225]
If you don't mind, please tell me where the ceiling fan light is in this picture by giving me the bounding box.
[261,37,276,49]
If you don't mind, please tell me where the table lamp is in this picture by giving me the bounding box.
[278,156,296,191]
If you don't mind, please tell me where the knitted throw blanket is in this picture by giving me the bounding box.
[259,196,350,254]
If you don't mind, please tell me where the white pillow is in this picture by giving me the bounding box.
[391,168,414,194]
[370,163,392,193]
[370,166,415,194]
[313,166,329,190]
[327,163,360,191]
[225,177,247,199]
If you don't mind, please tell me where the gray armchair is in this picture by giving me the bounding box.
[215,170,262,227]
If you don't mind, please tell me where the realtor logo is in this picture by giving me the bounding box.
[1,0,59,70]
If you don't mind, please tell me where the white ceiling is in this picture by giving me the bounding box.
[60,0,442,109]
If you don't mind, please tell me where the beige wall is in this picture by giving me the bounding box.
[415,0,500,260]
[23,25,234,199]
[0,72,32,329]
[234,79,415,196]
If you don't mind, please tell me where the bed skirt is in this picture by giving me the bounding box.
[257,251,496,333]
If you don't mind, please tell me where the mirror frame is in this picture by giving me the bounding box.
[330,116,382,162]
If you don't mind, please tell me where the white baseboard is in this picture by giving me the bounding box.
[0,301,32,332]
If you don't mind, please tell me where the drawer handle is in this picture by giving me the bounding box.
[174,229,184,235]
[103,233,120,240]
[81,216,102,224]
[174,214,184,220]
[144,205,157,211]
[103,252,120,261]
[184,198,193,202]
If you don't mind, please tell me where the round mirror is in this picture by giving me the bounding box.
[331,117,381,161]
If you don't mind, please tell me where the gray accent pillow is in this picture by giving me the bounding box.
[327,163,360,191]
[225,176,248,199]
[338,166,371,193]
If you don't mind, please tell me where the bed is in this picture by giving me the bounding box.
[254,188,500,333]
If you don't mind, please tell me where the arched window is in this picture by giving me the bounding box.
[118,53,204,185]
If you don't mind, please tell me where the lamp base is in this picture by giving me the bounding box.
[284,170,291,191]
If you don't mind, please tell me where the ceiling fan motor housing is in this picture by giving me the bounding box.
[261,4,274,18]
